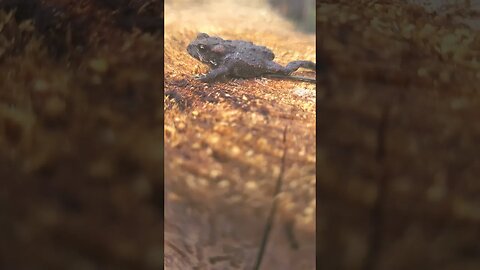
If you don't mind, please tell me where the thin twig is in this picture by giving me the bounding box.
[264,74,316,83]
[253,125,289,270]
[362,106,391,270]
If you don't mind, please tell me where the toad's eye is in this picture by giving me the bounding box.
[199,45,206,50]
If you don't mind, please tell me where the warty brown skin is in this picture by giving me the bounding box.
[187,33,316,82]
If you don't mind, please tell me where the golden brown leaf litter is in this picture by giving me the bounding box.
[0,1,164,269]
[164,0,315,269]
[318,1,480,270]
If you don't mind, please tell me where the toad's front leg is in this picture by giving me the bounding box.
[197,66,230,82]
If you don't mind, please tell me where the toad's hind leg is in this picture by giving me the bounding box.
[285,61,316,73]
[266,61,316,75]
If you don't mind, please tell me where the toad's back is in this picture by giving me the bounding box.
[226,39,275,61]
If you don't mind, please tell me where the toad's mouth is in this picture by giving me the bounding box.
[187,45,218,68]
[197,52,218,67]
[196,49,206,63]
[187,45,204,62]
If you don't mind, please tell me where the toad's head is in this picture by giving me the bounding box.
[187,33,229,68]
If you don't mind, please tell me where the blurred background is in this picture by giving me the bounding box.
[165,0,315,34]
[268,0,315,33]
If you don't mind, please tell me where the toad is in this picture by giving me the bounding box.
[187,33,316,83]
